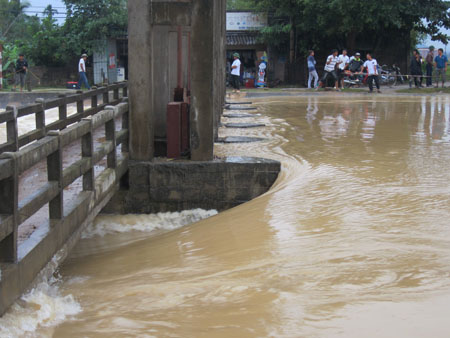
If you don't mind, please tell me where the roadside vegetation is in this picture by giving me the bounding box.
[227,0,450,64]
[0,0,127,88]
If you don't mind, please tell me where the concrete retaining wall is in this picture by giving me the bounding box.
[103,157,280,214]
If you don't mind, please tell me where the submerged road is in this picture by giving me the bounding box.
[1,95,450,337]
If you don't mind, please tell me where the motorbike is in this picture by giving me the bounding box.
[343,65,398,88]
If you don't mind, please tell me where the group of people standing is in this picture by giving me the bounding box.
[308,49,381,93]
[411,46,448,88]
[11,53,91,91]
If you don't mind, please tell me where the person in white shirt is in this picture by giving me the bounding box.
[361,53,381,93]
[230,53,241,93]
[316,49,341,91]
[338,49,350,89]
[77,53,91,90]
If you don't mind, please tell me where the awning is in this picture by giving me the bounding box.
[226,32,261,46]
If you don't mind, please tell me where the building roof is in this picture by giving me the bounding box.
[227,32,261,46]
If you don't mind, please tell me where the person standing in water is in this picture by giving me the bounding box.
[362,53,381,93]
[230,52,241,93]
[307,50,319,89]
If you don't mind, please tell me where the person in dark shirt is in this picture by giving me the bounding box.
[348,53,364,73]
[425,46,435,87]
[410,50,423,88]
[14,54,28,92]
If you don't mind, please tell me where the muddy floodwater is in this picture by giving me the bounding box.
[2,95,450,337]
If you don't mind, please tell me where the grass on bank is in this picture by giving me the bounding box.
[396,87,450,94]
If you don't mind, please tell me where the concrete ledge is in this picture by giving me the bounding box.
[224,123,266,128]
[225,101,253,105]
[216,136,265,143]
[104,156,280,214]
[223,113,261,118]
[224,106,257,111]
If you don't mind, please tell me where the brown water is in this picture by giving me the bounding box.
[3,95,450,337]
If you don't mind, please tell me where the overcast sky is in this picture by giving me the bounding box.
[27,0,65,9]
[26,0,66,23]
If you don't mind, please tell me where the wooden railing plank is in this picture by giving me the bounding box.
[62,158,91,189]
[17,182,59,224]
[14,136,59,175]
[116,129,128,146]
[0,215,14,243]
[0,82,129,266]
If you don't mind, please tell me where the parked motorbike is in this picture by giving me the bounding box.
[343,65,397,88]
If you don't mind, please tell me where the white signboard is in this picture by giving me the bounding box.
[227,12,267,31]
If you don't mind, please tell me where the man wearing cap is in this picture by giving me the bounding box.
[349,52,363,73]
[425,46,435,87]
[77,53,91,90]
[230,53,241,93]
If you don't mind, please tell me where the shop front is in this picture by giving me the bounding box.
[226,12,268,88]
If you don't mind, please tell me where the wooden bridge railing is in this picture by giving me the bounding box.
[0,84,129,262]
[0,82,128,154]
[0,83,130,315]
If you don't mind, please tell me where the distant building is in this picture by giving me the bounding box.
[92,38,128,85]
[226,11,287,86]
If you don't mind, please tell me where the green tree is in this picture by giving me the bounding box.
[23,5,66,66]
[63,0,128,54]
[0,0,34,41]
[235,0,450,60]
[227,0,252,10]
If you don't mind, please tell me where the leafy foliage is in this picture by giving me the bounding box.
[0,0,127,68]
[63,0,127,53]
[229,0,450,59]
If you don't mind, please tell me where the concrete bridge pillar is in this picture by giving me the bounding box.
[190,0,214,160]
[128,0,154,161]
[127,0,226,161]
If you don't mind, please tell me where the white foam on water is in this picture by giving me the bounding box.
[0,277,81,338]
[0,210,218,336]
[82,209,218,239]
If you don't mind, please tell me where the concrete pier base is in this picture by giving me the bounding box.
[103,157,280,214]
